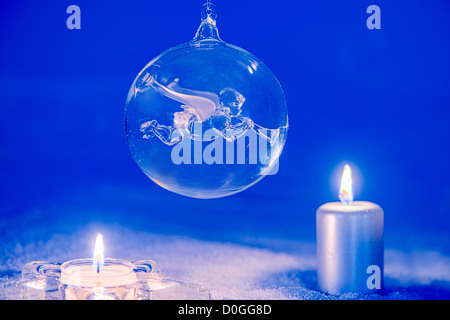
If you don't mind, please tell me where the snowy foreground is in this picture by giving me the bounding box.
[1,224,450,300]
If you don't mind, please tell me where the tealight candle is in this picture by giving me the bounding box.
[316,165,384,295]
[59,233,141,300]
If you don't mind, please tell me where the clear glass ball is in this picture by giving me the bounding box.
[125,8,288,199]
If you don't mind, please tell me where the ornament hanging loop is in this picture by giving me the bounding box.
[201,2,217,22]
[194,1,220,41]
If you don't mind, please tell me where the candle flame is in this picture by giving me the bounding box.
[339,164,353,205]
[93,233,104,273]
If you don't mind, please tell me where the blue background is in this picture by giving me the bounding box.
[0,0,449,256]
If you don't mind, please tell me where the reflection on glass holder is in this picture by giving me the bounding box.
[11,260,211,300]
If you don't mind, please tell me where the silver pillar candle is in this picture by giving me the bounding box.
[316,165,384,295]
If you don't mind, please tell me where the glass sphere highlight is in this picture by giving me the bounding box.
[125,4,288,199]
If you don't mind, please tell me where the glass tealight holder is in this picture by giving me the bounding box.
[16,259,212,300]
[19,259,158,300]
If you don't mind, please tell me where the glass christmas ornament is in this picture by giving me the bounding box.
[125,2,288,199]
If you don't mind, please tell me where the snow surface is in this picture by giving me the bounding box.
[1,223,449,300]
